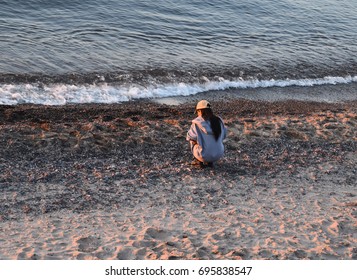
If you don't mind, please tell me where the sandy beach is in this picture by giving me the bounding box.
[0,96,356,260]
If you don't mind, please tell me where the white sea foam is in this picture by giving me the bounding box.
[1,75,356,105]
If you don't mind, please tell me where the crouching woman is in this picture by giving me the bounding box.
[186,100,227,167]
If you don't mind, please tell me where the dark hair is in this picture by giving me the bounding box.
[200,108,222,141]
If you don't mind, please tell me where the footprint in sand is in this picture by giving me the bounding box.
[144,227,170,241]
[116,247,135,260]
[76,236,101,253]
[17,246,38,260]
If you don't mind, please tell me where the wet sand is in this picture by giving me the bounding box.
[0,98,356,260]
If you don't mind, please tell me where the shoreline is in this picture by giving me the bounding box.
[1,98,356,260]
[1,79,357,106]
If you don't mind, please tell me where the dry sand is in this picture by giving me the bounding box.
[0,98,356,260]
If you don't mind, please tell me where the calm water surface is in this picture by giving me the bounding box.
[0,0,356,104]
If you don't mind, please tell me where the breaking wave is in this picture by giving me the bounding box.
[1,75,356,105]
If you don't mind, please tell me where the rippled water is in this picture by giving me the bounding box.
[0,0,357,104]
